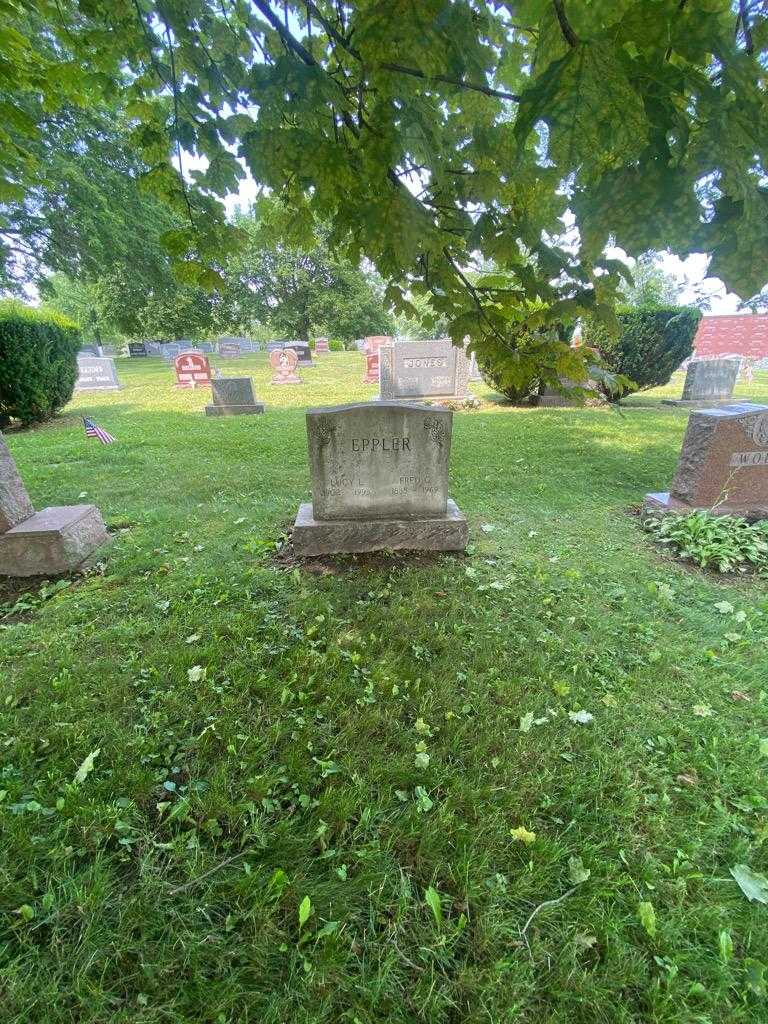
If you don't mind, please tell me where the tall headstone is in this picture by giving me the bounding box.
[314,337,330,355]
[644,402,768,518]
[663,358,740,407]
[363,335,392,354]
[378,338,472,401]
[174,351,213,389]
[0,433,109,576]
[292,402,468,555]
[128,342,148,358]
[270,347,302,385]
[75,356,121,392]
[205,377,264,416]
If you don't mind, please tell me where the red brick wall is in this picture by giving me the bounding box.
[694,315,768,359]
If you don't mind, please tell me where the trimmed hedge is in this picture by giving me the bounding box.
[587,306,701,398]
[0,301,81,426]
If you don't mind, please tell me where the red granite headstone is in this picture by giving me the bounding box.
[270,347,302,385]
[174,351,213,389]
[314,337,330,355]
[362,351,380,385]
[363,335,392,355]
[645,402,768,519]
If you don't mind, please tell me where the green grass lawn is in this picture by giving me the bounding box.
[2,352,768,1023]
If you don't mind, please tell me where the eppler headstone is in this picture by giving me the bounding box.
[645,402,768,519]
[292,402,468,555]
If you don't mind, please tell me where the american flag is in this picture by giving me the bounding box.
[83,416,115,444]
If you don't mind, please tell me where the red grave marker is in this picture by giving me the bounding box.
[362,351,380,384]
[270,347,302,385]
[174,350,212,389]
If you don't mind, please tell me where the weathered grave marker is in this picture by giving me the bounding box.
[314,337,330,355]
[205,377,264,416]
[379,338,472,401]
[270,347,302,385]
[292,401,468,555]
[218,340,241,359]
[645,402,768,518]
[128,341,148,357]
[663,358,740,407]
[174,350,213,389]
[75,356,121,392]
[0,432,109,576]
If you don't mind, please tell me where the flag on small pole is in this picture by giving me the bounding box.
[83,416,116,445]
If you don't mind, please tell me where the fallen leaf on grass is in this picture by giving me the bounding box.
[568,710,594,725]
[692,704,714,717]
[187,665,205,683]
[731,864,768,904]
[676,773,698,787]
[73,748,100,785]
[510,826,536,845]
[638,901,656,937]
[730,691,752,702]
[714,600,735,615]
[519,712,534,733]
[568,856,591,885]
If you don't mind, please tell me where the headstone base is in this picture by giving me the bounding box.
[642,491,768,521]
[292,499,468,556]
[661,399,742,408]
[205,402,265,416]
[0,505,110,577]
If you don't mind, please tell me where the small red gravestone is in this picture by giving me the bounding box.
[362,351,380,384]
[270,347,302,385]
[174,350,213,389]
[314,337,330,355]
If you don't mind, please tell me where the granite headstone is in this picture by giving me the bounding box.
[645,402,768,518]
[174,351,213,388]
[205,377,264,416]
[663,358,740,407]
[75,356,121,391]
[128,342,148,357]
[270,347,302,385]
[292,402,468,555]
[0,432,109,576]
[378,338,471,401]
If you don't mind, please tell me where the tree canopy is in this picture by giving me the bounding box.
[4,1,768,385]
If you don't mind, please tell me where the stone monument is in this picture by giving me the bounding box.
[292,402,468,555]
[205,377,264,416]
[644,402,768,518]
[0,433,109,576]
[362,351,380,385]
[75,356,121,392]
[128,341,148,357]
[379,338,472,401]
[314,337,330,355]
[663,358,740,407]
[218,340,241,359]
[270,347,302,385]
[174,351,213,389]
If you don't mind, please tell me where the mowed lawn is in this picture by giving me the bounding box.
[2,352,768,1024]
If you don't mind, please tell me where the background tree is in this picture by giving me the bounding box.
[620,253,683,309]
[3,1,768,387]
[217,204,394,342]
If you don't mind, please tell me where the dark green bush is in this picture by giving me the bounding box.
[586,306,701,399]
[0,301,81,426]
